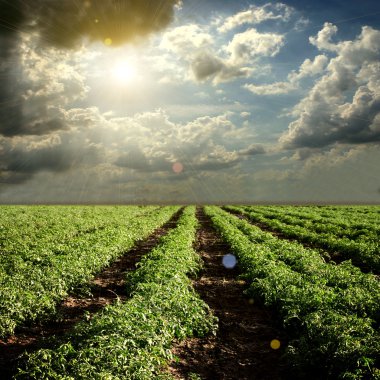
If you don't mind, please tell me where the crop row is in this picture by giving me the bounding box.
[212,207,380,323]
[0,206,179,338]
[249,205,380,226]
[205,206,380,379]
[0,206,159,254]
[241,206,379,241]
[226,206,380,272]
[15,206,217,380]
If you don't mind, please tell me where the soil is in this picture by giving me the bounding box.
[0,207,184,379]
[167,207,289,380]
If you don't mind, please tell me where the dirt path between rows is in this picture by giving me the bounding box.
[168,207,289,380]
[0,207,183,379]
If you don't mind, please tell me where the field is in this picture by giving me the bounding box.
[0,205,379,379]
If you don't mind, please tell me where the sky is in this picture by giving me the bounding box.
[0,0,379,204]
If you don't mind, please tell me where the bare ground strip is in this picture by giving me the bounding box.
[0,207,184,379]
[168,207,289,380]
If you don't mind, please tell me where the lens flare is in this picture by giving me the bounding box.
[222,254,237,269]
[172,162,184,174]
[270,339,281,350]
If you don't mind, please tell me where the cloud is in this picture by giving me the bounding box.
[309,22,339,51]
[0,33,88,137]
[218,2,294,33]
[0,131,101,184]
[158,24,248,83]
[244,54,328,95]
[292,54,330,79]
[190,51,224,80]
[0,0,181,49]
[0,1,181,140]
[158,19,284,84]
[0,105,113,185]
[226,28,285,64]
[281,25,380,148]
[0,103,256,188]
[239,144,267,156]
[190,50,251,83]
[160,24,214,58]
[156,15,285,84]
[109,110,250,173]
[245,80,297,95]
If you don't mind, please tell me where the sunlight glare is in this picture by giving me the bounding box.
[111,60,138,85]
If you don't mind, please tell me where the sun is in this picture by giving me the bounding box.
[111,60,138,84]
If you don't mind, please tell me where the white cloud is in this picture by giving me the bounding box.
[309,22,339,51]
[111,110,256,173]
[158,24,240,83]
[245,54,328,95]
[159,24,213,58]
[158,18,285,84]
[294,17,310,32]
[218,3,294,33]
[1,104,259,188]
[226,28,285,64]
[281,25,380,148]
[292,54,329,80]
[245,80,297,95]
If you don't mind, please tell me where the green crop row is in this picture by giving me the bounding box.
[0,206,159,256]
[247,205,380,225]
[227,206,380,273]
[0,206,179,337]
[205,206,380,379]
[15,206,217,380]
[220,207,380,320]
[241,206,379,242]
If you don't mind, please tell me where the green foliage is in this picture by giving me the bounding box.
[0,206,178,337]
[227,205,380,272]
[205,206,380,379]
[15,206,217,380]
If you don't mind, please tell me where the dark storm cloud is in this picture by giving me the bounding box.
[0,1,24,37]
[0,99,68,137]
[0,63,73,137]
[0,0,180,48]
[37,0,180,48]
[0,133,101,185]
[5,145,73,173]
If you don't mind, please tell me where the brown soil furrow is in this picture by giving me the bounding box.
[168,207,288,380]
[0,207,184,379]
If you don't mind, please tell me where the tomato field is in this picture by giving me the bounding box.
[0,205,379,379]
